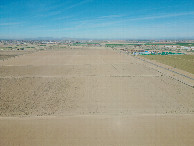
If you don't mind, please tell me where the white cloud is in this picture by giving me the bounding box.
[98,15,123,19]
[0,22,22,26]
[128,11,194,21]
[66,0,93,9]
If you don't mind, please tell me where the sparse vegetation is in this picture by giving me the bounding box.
[142,55,194,74]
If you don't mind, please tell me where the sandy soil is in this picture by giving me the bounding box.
[1,115,194,146]
[0,48,194,145]
[0,50,35,60]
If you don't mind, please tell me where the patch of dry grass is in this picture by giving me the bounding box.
[142,55,194,74]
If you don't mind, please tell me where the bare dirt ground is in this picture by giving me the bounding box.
[0,50,35,60]
[0,48,194,145]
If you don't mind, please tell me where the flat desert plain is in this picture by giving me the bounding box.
[0,48,194,146]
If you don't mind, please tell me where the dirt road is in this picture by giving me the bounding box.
[0,48,193,145]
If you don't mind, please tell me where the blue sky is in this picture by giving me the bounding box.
[0,0,194,39]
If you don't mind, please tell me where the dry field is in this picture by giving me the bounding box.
[0,48,194,145]
[0,50,34,60]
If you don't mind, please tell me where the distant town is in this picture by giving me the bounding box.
[1,39,194,55]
